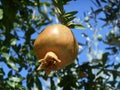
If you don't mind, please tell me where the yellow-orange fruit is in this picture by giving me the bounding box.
[34,24,78,75]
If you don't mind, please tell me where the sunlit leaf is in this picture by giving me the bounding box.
[3,53,19,71]
[63,11,78,18]
[7,61,19,71]
[7,80,16,88]
[9,76,24,83]
[10,38,17,46]
[0,9,3,20]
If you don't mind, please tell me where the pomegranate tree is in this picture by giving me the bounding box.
[34,24,78,75]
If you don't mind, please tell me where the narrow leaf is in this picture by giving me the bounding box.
[96,0,101,6]
[68,24,86,29]
[0,67,5,76]
[35,77,42,90]
[27,74,34,90]
[94,8,103,15]
[7,60,19,71]
[0,9,3,20]
[102,52,109,65]
[65,16,76,23]
[63,11,78,18]
[9,76,24,83]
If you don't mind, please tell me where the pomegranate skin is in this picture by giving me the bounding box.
[34,24,78,75]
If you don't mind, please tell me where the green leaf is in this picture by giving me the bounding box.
[35,77,42,90]
[8,70,12,76]
[0,9,3,20]
[102,52,109,65]
[96,0,101,6]
[3,53,9,61]
[27,74,34,90]
[10,38,17,46]
[52,0,65,15]
[3,53,19,71]
[7,60,19,71]
[9,76,24,83]
[40,2,51,6]
[7,80,16,88]
[0,67,5,76]
[63,11,78,18]
[65,16,76,23]
[50,77,56,90]
[94,8,103,15]
[68,24,86,29]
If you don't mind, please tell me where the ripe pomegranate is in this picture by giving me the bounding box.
[34,24,78,75]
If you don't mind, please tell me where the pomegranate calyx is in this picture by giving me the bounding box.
[37,52,61,75]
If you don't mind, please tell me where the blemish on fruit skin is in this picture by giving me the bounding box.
[34,24,78,75]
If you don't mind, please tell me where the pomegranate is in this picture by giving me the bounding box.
[34,24,78,75]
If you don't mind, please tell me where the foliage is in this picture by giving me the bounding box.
[82,0,120,89]
[0,0,120,90]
